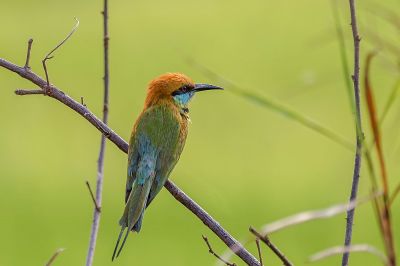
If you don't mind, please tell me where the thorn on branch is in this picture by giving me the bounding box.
[249,227,293,266]
[15,89,44,96]
[202,235,236,266]
[86,180,101,212]
[42,18,80,86]
[24,38,33,70]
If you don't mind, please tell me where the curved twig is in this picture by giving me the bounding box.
[42,18,79,86]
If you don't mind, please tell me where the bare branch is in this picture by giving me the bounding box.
[0,58,260,266]
[249,227,293,266]
[342,0,365,265]
[15,89,44,95]
[85,181,101,212]
[309,244,388,265]
[202,235,236,266]
[45,248,65,266]
[85,2,110,265]
[24,38,33,69]
[42,18,79,86]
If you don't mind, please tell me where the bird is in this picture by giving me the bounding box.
[112,73,223,260]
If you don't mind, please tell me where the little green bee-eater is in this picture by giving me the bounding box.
[112,73,222,260]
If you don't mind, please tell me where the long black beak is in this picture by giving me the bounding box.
[193,83,223,92]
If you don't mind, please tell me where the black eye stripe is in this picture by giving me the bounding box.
[172,84,193,96]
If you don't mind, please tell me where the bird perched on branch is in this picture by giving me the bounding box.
[112,73,223,260]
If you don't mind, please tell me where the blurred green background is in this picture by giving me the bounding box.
[1,0,399,265]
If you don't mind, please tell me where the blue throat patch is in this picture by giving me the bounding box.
[173,92,195,108]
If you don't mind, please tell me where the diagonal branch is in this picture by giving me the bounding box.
[0,58,260,266]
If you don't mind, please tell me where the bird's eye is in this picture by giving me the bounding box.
[172,84,192,96]
[181,85,190,92]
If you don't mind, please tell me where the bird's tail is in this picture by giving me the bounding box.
[112,177,153,261]
[112,226,128,261]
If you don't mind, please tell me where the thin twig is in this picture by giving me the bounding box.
[0,58,260,266]
[85,181,101,212]
[255,238,263,266]
[202,235,236,266]
[42,18,79,86]
[309,244,388,265]
[24,38,33,69]
[45,248,65,266]
[15,89,44,95]
[249,227,293,266]
[342,0,364,265]
[85,2,109,265]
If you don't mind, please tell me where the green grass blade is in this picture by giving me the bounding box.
[380,77,400,124]
[331,0,356,118]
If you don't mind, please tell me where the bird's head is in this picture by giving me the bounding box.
[144,73,222,111]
